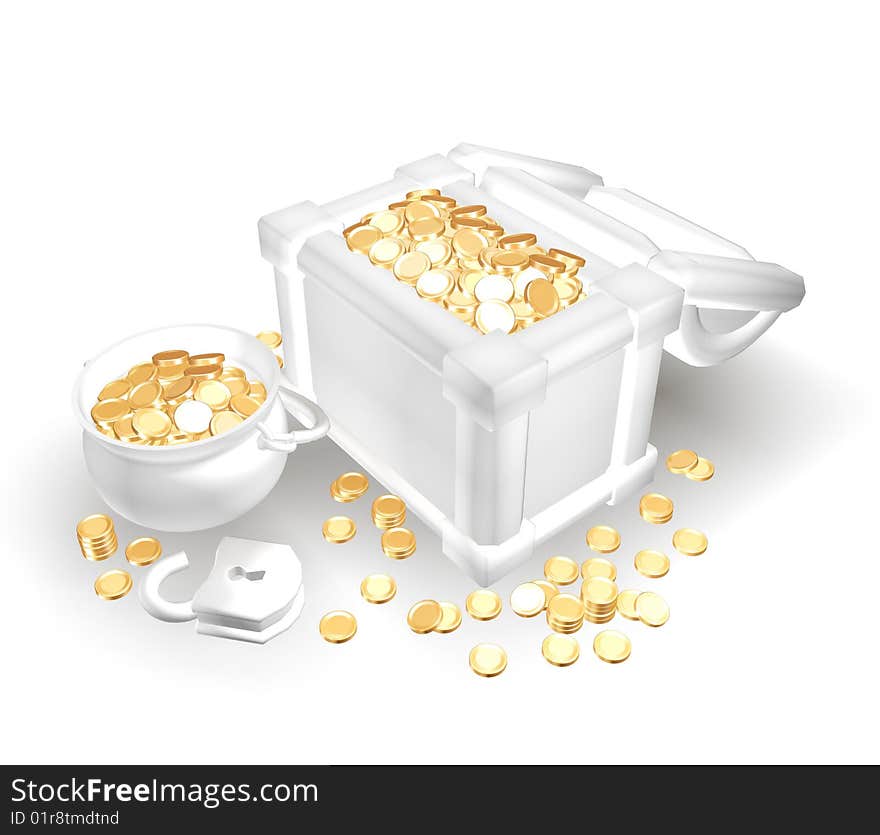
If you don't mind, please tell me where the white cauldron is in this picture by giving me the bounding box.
[72,324,329,531]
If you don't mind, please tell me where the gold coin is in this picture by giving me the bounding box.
[452,228,488,259]
[256,331,283,349]
[499,232,537,250]
[525,278,560,318]
[381,527,416,559]
[112,417,139,442]
[98,379,131,400]
[544,556,580,585]
[156,363,185,382]
[474,275,515,303]
[481,222,504,238]
[673,528,708,556]
[554,276,583,306]
[686,457,715,481]
[450,204,487,219]
[510,582,547,617]
[593,630,632,663]
[249,381,267,403]
[392,250,431,285]
[459,268,486,294]
[90,398,131,427]
[469,644,507,677]
[475,300,516,334]
[335,471,369,500]
[360,574,397,604]
[368,210,404,235]
[127,363,157,385]
[184,363,223,381]
[152,349,189,367]
[188,352,225,367]
[421,194,456,209]
[548,248,586,270]
[636,591,669,627]
[322,515,356,544]
[404,200,440,223]
[276,355,284,368]
[194,379,232,411]
[94,569,132,601]
[162,376,194,403]
[530,254,567,276]
[345,223,382,253]
[581,557,617,581]
[221,376,249,397]
[221,366,246,379]
[372,494,406,528]
[416,268,454,300]
[450,215,487,231]
[491,249,530,274]
[409,216,446,241]
[586,525,621,554]
[666,449,699,474]
[634,549,670,578]
[542,634,580,667]
[125,537,162,566]
[407,599,443,633]
[132,408,172,441]
[209,410,243,436]
[319,610,357,643]
[77,513,113,541]
[465,589,502,621]
[444,288,478,317]
[414,238,453,267]
[616,589,641,620]
[128,380,162,409]
[581,576,619,607]
[533,579,559,608]
[434,601,462,633]
[405,188,441,199]
[229,393,261,418]
[369,236,407,267]
[639,493,674,524]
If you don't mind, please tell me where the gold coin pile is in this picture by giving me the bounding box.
[581,576,619,624]
[407,599,462,635]
[666,448,714,481]
[546,593,585,633]
[331,472,369,502]
[372,494,406,529]
[381,527,416,559]
[77,514,118,561]
[89,348,267,446]
[343,188,588,334]
[639,492,674,524]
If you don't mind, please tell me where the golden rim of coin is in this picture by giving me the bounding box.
[581,557,617,582]
[544,555,580,585]
[529,253,567,276]
[636,592,669,627]
[434,602,462,634]
[672,528,708,556]
[407,599,443,633]
[634,549,670,578]
[510,582,547,618]
[548,248,586,269]
[466,589,502,621]
[360,574,397,604]
[188,352,225,367]
[542,634,580,667]
[499,232,537,250]
[322,515,357,544]
[616,589,641,620]
[450,204,487,218]
[586,525,621,554]
[152,349,190,367]
[94,569,132,601]
[666,449,699,474]
[469,643,507,677]
[319,610,357,643]
[593,630,632,663]
[686,457,715,481]
[125,537,162,566]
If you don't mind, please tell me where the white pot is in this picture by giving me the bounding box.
[72,324,329,531]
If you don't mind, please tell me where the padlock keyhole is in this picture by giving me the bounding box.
[228,566,266,582]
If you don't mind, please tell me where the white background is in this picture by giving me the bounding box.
[2,1,878,764]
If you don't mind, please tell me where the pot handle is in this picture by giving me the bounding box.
[256,380,330,453]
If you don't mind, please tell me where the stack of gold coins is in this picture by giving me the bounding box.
[581,576,619,624]
[330,472,369,503]
[89,348,266,446]
[76,514,118,561]
[546,593,585,634]
[639,493,674,524]
[371,494,406,529]
[381,527,416,559]
[342,189,588,335]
